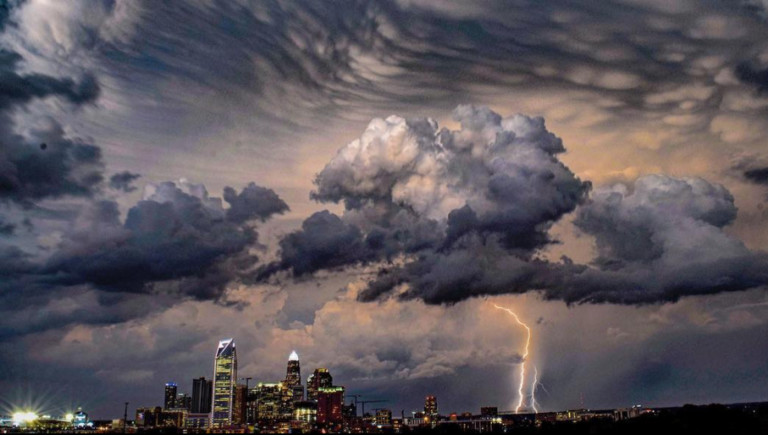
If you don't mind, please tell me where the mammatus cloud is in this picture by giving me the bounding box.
[264,106,768,305]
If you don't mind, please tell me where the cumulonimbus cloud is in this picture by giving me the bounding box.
[263,106,768,305]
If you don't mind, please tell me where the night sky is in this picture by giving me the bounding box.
[1,0,768,420]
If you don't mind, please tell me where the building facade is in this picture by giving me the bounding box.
[164,383,177,410]
[306,368,333,402]
[317,386,345,428]
[211,338,237,427]
[192,377,213,414]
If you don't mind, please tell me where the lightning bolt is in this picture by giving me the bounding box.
[493,303,532,413]
[530,366,539,413]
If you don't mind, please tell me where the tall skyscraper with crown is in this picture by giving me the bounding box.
[211,338,237,427]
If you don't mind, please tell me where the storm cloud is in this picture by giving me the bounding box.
[109,171,141,192]
[41,180,288,299]
[262,105,590,295]
[264,106,768,305]
[0,48,102,205]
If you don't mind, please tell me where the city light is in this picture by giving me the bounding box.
[12,411,38,425]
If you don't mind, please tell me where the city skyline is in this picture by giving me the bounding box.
[2,0,768,425]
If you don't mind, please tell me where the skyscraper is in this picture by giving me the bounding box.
[164,383,178,410]
[316,386,345,428]
[233,384,248,425]
[211,338,237,427]
[306,368,333,401]
[254,382,282,431]
[192,377,213,414]
[285,351,304,402]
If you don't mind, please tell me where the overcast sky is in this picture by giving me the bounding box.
[2,0,768,419]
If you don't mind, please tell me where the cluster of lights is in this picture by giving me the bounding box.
[11,412,38,425]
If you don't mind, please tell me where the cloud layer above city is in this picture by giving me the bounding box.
[1,0,768,419]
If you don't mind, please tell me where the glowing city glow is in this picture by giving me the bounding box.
[12,411,38,425]
[493,303,534,413]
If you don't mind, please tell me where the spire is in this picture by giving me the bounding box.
[289,350,299,361]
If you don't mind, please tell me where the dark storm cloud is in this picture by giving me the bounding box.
[743,167,768,185]
[41,180,287,298]
[0,216,14,235]
[0,48,102,205]
[108,171,141,192]
[260,210,372,278]
[735,62,768,94]
[264,106,768,305]
[223,182,289,224]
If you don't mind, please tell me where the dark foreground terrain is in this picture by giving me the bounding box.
[419,403,768,435]
[7,403,768,435]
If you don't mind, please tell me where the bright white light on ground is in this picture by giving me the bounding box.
[12,411,38,425]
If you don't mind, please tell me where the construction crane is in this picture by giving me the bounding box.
[346,395,387,417]
[359,400,387,417]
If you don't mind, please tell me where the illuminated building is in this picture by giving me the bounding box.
[136,407,161,428]
[425,395,438,418]
[233,384,248,424]
[192,377,213,413]
[73,408,88,429]
[185,413,210,429]
[176,393,192,410]
[211,338,237,427]
[306,368,333,401]
[375,409,392,426]
[285,351,304,403]
[255,383,283,421]
[164,382,178,410]
[292,401,317,431]
[160,409,187,427]
[317,386,345,428]
[425,395,438,427]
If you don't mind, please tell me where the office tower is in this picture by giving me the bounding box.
[425,395,438,425]
[176,393,192,410]
[233,384,248,425]
[306,368,333,401]
[285,351,304,402]
[164,383,178,410]
[255,383,283,423]
[316,386,345,427]
[211,338,237,427]
[192,377,213,414]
